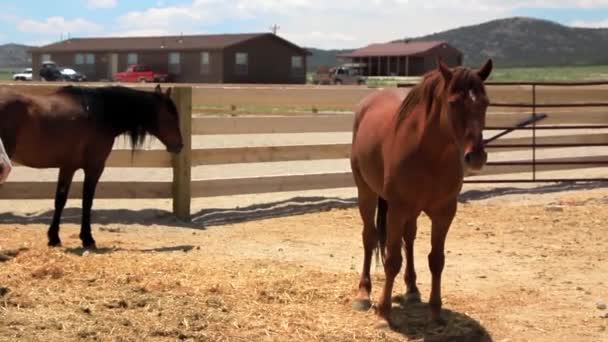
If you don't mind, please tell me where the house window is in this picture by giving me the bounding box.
[75,53,95,65]
[291,56,304,78]
[291,56,303,69]
[75,54,85,65]
[75,53,95,75]
[85,53,95,65]
[200,52,210,75]
[235,52,248,75]
[41,54,51,62]
[169,52,180,74]
[127,53,138,65]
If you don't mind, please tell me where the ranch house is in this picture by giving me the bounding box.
[29,33,311,84]
[338,40,463,77]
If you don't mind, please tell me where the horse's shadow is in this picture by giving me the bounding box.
[387,298,492,341]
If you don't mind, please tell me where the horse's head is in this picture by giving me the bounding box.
[438,58,493,173]
[150,84,184,154]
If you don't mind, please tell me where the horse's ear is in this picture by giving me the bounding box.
[477,58,493,81]
[154,84,162,94]
[437,57,452,83]
[165,87,172,98]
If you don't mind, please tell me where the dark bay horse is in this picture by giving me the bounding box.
[350,59,493,328]
[0,84,183,248]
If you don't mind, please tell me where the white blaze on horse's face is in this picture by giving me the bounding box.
[469,89,477,103]
[0,138,12,184]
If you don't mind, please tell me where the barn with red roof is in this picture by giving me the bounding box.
[338,40,463,77]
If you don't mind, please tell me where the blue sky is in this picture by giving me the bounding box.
[1,0,608,49]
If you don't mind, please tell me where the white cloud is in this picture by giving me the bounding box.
[18,17,103,35]
[113,0,514,48]
[111,29,175,37]
[108,1,608,48]
[87,0,118,9]
[570,18,608,27]
[24,39,55,47]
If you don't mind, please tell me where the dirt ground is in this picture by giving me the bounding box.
[0,184,607,341]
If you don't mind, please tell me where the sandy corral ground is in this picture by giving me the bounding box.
[1,113,607,341]
[0,182,607,341]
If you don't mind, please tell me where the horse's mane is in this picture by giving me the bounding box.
[56,85,168,150]
[396,66,485,126]
[396,71,443,125]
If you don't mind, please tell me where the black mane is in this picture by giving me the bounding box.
[56,85,166,149]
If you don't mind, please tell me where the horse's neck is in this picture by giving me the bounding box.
[411,102,461,160]
[95,92,144,132]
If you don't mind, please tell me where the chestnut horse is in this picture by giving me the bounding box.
[350,59,493,327]
[0,84,183,249]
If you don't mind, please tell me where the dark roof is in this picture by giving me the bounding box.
[339,40,457,58]
[30,33,311,54]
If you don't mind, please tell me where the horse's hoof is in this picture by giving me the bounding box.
[430,313,447,326]
[405,291,421,303]
[47,240,62,247]
[373,318,392,330]
[392,291,421,304]
[82,241,97,250]
[352,299,372,311]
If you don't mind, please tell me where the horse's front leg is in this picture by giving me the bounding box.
[48,168,76,247]
[80,166,104,249]
[427,201,457,324]
[402,219,421,303]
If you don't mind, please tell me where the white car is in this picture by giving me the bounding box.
[12,68,32,81]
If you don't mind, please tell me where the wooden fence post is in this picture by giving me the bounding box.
[171,86,192,221]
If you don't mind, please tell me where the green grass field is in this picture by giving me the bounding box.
[0,71,13,81]
[488,65,608,82]
[308,65,608,86]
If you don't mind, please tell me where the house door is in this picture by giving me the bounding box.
[108,53,118,80]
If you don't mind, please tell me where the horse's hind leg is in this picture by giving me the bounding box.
[352,170,377,312]
[48,168,76,247]
[80,166,104,249]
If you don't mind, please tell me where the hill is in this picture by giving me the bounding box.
[305,47,353,72]
[413,17,608,67]
[306,17,608,70]
[0,43,33,69]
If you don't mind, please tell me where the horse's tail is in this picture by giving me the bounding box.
[375,197,388,265]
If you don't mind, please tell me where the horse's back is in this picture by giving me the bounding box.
[351,88,407,195]
[0,86,111,168]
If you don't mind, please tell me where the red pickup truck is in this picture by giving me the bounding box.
[113,64,169,83]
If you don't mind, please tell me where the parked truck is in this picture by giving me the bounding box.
[113,64,169,83]
[312,63,367,85]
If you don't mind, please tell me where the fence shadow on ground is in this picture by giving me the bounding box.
[458,180,608,203]
[191,181,608,227]
[63,244,197,256]
[0,181,606,229]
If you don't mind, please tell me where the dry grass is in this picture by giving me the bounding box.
[0,247,426,341]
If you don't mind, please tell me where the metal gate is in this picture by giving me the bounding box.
[398,81,608,183]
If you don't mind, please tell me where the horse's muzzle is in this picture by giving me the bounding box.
[167,144,184,154]
[464,150,487,172]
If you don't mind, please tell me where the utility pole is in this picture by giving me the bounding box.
[269,24,280,35]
